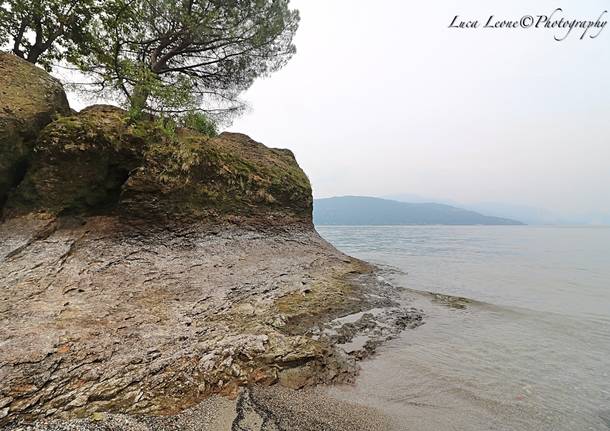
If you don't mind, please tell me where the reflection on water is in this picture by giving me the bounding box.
[317,226,610,431]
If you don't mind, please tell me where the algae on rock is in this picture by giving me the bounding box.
[5,104,312,226]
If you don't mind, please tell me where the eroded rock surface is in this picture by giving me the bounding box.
[1,217,387,424]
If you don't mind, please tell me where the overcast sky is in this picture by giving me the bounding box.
[64,0,610,220]
[226,0,610,219]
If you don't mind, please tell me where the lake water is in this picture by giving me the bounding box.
[316,226,610,431]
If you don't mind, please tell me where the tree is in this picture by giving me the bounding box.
[0,0,99,70]
[78,0,299,121]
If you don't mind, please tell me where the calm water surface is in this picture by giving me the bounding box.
[316,226,610,431]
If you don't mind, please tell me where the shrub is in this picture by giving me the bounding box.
[181,112,218,137]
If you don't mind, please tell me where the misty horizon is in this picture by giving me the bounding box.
[229,0,610,223]
[63,0,610,224]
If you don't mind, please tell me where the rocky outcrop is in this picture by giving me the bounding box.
[1,218,394,424]
[0,53,422,428]
[3,104,312,225]
[0,52,70,209]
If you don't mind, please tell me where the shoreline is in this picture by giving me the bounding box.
[2,385,401,431]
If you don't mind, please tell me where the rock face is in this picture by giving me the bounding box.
[0,52,70,208]
[0,52,420,428]
[3,104,312,225]
[0,218,379,424]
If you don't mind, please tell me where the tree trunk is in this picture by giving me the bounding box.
[26,47,43,64]
[12,19,28,59]
[130,85,150,117]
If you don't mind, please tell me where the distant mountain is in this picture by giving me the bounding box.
[466,203,610,226]
[314,196,524,226]
[384,193,462,206]
[462,202,564,225]
[386,194,609,225]
[386,195,561,225]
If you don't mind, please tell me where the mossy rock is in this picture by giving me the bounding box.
[0,52,70,206]
[7,105,145,215]
[5,105,313,225]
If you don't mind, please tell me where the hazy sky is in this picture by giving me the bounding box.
[226,0,610,218]
[64,1,610,219]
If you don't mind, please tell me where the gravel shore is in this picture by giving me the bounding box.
[4,386,400,431]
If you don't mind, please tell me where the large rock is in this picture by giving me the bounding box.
[0,52,70,208]
[4,105,312,225]
[0,217,374,425]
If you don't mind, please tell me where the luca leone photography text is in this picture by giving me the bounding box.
[449,8,608,41]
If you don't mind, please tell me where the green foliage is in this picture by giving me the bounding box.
[126,104,146,124]
[1,0,300,126]
[79,0,299,121]
[0,0,99,69]
[155,116,178,139]
[181,112,218,137]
